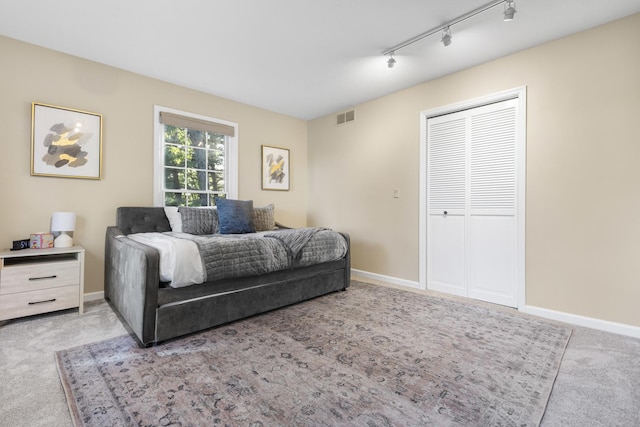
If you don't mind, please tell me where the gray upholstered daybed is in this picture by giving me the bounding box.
[105,206,350,346]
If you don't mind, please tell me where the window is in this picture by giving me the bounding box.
[154,106,238,206]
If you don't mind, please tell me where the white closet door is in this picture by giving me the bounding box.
[468,100,518,306]
[426,98,520,307]
[426,112,467,297]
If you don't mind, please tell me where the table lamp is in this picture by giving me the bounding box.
[51,212,76,248]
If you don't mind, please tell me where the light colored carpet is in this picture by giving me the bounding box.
[1,280,639,426]
[541,326,640,425]
[0,300,126,427]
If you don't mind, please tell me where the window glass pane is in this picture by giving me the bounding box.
[206,133,225,151]
[186,170,207,191]
[187,129,206,147]
[164,192,186,207]
[164,168,184,190]
[208,172,225,192]
[187,193,208,207]
[207,150,225,171]
[186,147,207,169]
[164,145,185,167]
[164,125,186,145]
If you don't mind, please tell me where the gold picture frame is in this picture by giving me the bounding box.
[261,145,290,191]
[31,102,103,179]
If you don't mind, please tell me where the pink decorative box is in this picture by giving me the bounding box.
[30,232,54,249]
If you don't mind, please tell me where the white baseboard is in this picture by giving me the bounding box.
[523,305,640,339]
[352,268,640,339]
[351,268,421,290]
[84,291,105,302]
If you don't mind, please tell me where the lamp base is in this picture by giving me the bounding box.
[54,232,73,248]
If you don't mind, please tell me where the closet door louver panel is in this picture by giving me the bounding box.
[428,116,466,212]
[470,106,517,212]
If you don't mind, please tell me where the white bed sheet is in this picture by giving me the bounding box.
[127,232,204,288]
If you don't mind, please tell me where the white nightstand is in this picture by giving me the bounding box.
[0,246,85,321]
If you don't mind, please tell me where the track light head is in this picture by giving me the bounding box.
[504,1,516,21]
[387,52,396,68]
[441,27,452,47]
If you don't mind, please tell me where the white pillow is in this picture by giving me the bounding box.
[163,207,182,232]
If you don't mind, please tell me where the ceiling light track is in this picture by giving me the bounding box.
[383,0,516,64]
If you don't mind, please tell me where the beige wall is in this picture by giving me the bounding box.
[308,14,640,327]
[0,36,308,294]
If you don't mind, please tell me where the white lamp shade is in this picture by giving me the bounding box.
[52,212,76,248]
[51,212,76,232]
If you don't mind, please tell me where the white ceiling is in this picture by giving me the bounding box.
[2,0,639,120]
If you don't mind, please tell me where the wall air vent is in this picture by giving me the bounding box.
[336,109,356,126]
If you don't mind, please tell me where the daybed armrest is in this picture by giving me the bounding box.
[104,226,160,346]
[340,232,351,288]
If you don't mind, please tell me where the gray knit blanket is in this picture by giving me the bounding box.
[177,228,347,282]
[263,227,326,264]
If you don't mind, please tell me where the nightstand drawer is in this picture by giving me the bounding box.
[0,285,79,321]
[0,260,80,295]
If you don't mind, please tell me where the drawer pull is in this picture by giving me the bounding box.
[28,298,57,305]
[28,275,58,281]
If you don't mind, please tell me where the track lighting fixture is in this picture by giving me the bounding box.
[504,1,516,21]
[387,52,396,68]
[382,0,519,67]
[441,27,452,47]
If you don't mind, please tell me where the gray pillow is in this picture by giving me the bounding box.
[215,198,255,234]
[178,207,219,235]
[252,204,276,231]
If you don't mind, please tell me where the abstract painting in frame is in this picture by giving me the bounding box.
[31,102,103,179]
[261,145,290,191]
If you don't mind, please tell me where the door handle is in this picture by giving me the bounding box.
[443,211,448,215]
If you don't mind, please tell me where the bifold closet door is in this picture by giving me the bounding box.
[427,98,519,307]
[427,111,468,298]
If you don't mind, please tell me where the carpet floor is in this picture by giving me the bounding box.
[55,281,571,426]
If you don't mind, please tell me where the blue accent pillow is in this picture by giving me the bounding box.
[215,198,256,234]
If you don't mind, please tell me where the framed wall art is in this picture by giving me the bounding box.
[31,102,103,179]
[261,145,290,191]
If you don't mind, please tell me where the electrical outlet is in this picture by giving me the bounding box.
[393,188,400,198]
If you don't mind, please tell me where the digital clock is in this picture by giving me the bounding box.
[11,239,31,251]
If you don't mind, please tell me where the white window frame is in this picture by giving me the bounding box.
[153,105,238,206]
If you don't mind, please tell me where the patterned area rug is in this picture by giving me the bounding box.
[56,281,571,426]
